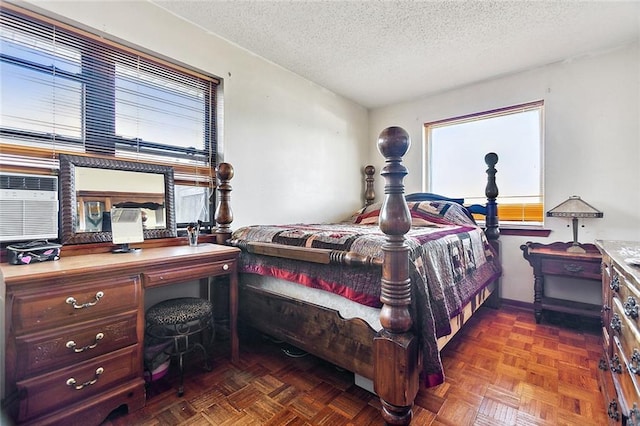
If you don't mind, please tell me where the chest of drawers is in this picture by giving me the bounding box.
[2,243,240,425]
[3,264,146,425]
[596,240,640,424]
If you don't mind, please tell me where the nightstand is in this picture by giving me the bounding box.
[521,241,602,323]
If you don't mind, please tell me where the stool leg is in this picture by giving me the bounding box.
[201,318,214,371]
[193,342,212,371]
[176,335,185,397]
[177,351,185,397]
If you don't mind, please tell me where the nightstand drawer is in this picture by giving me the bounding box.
[540,257,601,279]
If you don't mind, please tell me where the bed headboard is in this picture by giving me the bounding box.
[363,151,499,240]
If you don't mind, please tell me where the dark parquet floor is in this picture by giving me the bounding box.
[103,305,607,425]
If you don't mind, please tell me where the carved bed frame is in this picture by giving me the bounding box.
[213,126,499,425]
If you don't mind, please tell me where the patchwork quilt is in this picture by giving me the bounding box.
[231,200,502,386]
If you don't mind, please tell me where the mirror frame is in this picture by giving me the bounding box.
[59,154,177,245]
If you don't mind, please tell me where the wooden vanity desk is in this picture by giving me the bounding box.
[2,243,240,426]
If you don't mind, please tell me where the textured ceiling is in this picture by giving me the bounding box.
[151,1,640,109]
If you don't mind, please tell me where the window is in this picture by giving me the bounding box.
[425,101,544,224]
[0,4,219,228]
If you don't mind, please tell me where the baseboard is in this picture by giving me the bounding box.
[499,298,534,310]
[498,298,601,332]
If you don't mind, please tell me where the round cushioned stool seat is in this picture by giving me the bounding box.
[146,297,213,326]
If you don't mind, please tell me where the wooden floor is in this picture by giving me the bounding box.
[103,305,607,425]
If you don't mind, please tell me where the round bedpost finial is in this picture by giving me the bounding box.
[485,152,498,168]
[377,126,411,160]
[216,162,234,181]
[364,164,375,176]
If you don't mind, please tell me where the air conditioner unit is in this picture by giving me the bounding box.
[0,173,59,242]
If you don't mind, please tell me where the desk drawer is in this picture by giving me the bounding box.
[11,276,140,333]
[143,259,236,287]
[15,344,140,423]
[15,312,138,379]
[540,257,601,279]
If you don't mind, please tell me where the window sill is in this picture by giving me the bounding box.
[497,226,551,237]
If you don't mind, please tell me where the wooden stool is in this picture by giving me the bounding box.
[145,297,214,396]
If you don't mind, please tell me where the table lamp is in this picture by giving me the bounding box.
[546,195,603,253]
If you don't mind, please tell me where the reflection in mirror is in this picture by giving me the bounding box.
[175,185,210,225]
[75,167,166,233]
[59,154,177,245]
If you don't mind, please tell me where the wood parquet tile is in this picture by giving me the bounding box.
[102,305,608,425]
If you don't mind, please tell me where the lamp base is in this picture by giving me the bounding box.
[566,243,586,254]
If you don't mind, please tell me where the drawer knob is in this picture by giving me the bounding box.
[611,354,623,374]
[625,297,639,319]
[66,291,104,309]
[66,332,104,353]
[629,404,640,426]
[66,367,104,390]
[223,264,229,271]
[563,263,583,274]
[610,275,620,293]
[610,314,622,333]
[630,349,640,375]
[608,400,620,421]
[598,358,608,371]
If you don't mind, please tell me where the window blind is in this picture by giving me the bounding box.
[0,3,220,227]
[0,3,218,170]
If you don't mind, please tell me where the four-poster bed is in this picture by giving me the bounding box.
[215,126,501,425]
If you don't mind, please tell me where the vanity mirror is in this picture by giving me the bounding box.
[59,154,177,245]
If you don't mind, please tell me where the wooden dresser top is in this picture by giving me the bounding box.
[0,243,239,285]
[595,240,640,283]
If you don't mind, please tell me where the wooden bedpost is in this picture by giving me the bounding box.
[373,127,419,425]
[364,164,376,206]
[484,152,499,242]
[484,152,501,309]
[214,162,234,245]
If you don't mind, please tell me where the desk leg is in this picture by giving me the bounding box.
[230,269,239,364]
[534,274,544,324]
[200,277,211,300]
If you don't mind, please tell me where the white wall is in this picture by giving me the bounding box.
[369,43,640,304]
[23,0,369,228]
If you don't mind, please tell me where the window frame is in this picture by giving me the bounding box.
[424,100,545,225]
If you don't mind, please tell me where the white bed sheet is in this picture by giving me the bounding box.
[241,272,383,331]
